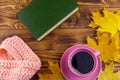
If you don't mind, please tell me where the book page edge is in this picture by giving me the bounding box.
[37,7,79,41]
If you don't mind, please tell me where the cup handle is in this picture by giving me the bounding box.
[95,51,100,56]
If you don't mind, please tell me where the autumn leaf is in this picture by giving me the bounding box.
[98,62,120,80]
[88,8,120,80]
[38,61,65,80]
[89,8,120,37]
[86,32,120,63]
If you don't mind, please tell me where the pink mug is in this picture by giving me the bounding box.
[60,45,101,80]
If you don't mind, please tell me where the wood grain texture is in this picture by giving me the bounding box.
[0,0,120,80]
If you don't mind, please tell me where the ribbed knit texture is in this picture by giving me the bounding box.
[0,36,41,80]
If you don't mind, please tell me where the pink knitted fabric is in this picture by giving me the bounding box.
[0,36,41,80]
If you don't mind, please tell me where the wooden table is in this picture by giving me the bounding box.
[0,0,120,80]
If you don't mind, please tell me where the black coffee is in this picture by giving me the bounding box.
[71,51,94,74]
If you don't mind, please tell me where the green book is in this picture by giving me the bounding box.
[17,0,78,41]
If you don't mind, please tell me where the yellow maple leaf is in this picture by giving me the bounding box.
[89,8,120,37]
[98,62,120,80]
[86,32,120,63]
[38,61,65,80]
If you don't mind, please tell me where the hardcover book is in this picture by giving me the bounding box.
[17,0,78,41]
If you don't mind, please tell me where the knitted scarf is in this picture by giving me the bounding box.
[0,36,41,80]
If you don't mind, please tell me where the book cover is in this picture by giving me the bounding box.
[17,0,78,41]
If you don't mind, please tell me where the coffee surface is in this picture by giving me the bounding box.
[71,51,94,74]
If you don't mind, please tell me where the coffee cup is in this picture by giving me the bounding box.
[60,45,101,80]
